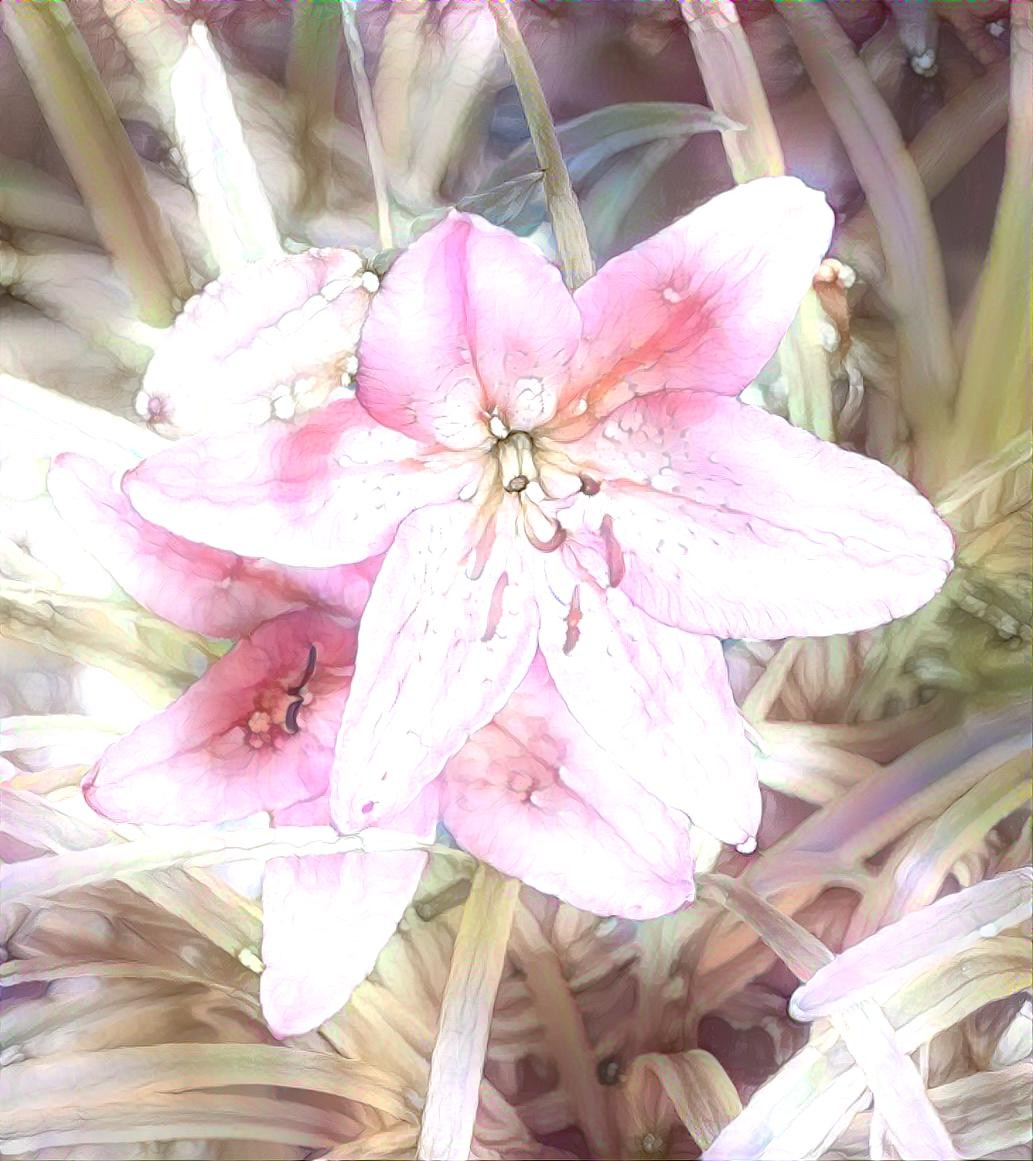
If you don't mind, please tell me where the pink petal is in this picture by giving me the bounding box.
[48,453,380,638]
[83,610,355,824]
[442,657,695,919]
[331,500,538,832]
[260,786,438,1039]
[560,177,834,422]
[138,248,373,435]
[565,392,954,639]
[536,567,760,849]
[357,212,581,448]
[124,397,480,567]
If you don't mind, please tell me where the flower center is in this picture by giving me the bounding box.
[496,430,538,494]
[242,645,317,749]
[488,421,601,554]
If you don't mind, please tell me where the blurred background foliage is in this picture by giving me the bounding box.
[0,1,1030,1159]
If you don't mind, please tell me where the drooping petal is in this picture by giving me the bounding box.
[558,177,834,422]
[442,656,695,919]
[357,212,581,448]
[48,453,380,638]
[260,786,438,1039]
[138,248,374,435]
[123,397,480,567]
[83,610,355,824]
[537,566,760,849]
[563,392,954,639]
[331,500,538,832]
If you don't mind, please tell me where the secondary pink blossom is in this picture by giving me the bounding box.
[51,455,695,1036]
[122,176,953,858]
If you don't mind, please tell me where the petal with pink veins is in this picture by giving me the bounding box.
[123,397,481,567]
[138,248,373,436]
[564,392,954,639]
[442,656,695,919]
[83,610,355,824]
[331,500,539,832]
[48,453,380,638]
[556,177,834,423]
[357,212,581,447]
[537,567,760,849]
[260,786,438,1039]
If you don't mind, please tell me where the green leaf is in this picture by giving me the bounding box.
[477,102,735,235]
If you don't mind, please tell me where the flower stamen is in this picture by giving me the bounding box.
[283,644,318,735]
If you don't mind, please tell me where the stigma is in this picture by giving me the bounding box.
[485,420,602,554]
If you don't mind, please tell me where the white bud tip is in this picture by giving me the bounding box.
[736,836,758,856]
[910,50,937,77]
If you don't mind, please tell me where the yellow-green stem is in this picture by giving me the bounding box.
[417,866,520,1160]
[944,0,1032,485]
[340,0,394,250]
[3,0,192,326]
[487,1,594,288]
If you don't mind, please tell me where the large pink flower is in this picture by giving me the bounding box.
[120,176,953,855]
[50,454,695,1036]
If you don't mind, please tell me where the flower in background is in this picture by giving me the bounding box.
[50,454,695,1037]
[120,175,954,861]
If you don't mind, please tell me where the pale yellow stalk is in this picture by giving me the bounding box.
[417,866,520,1160]
[487,1,594,288]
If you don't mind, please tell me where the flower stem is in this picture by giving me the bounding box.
[2,0,193,326]
[680,0,835,443]
[417,866,519,1160]
[944,0,1032,485]
[287,0,343,215]
[487,1,594,289]
[778,0,957,479]
[0,819,451,905]
[510,905,621,1158]
[679,0,784,184]
[340,0,394,250]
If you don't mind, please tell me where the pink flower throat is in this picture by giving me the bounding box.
[243,644,317,749]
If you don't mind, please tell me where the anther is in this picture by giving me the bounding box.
[596,1056,621,1085]
[579,473,601,496]
[284,644,317,735]
[287,645,317,696]
[283,699,303,735]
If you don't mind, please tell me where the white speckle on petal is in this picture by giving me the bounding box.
[360,271,380,293]
[662,287,683,304]
[272,395,296,420]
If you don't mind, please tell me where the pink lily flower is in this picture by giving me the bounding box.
[49,454,695,1036]
[121,176,953,858]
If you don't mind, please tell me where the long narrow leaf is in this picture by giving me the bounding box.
[2,0,193,325]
